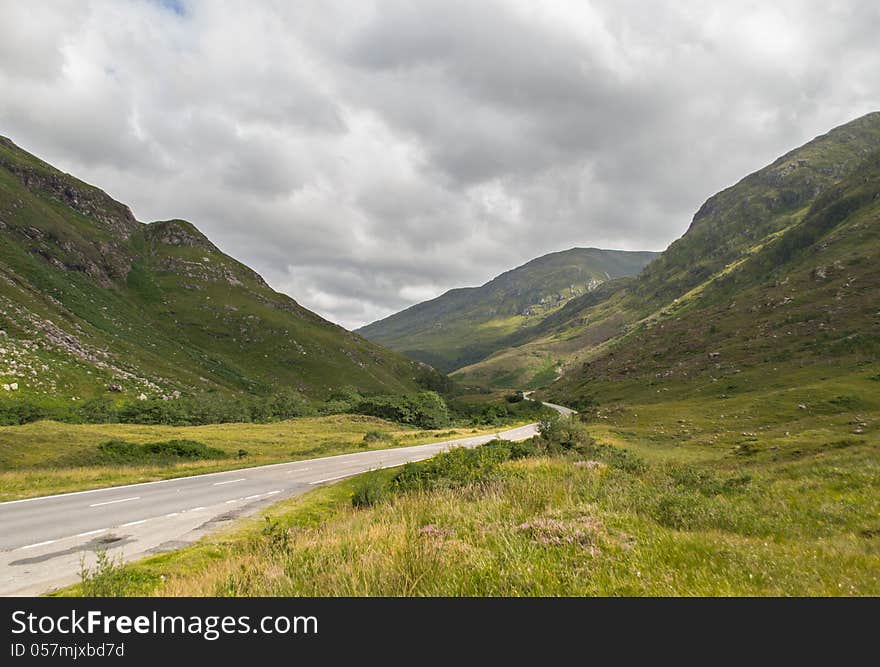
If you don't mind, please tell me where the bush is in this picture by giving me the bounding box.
[538,414,646,471]
[538,414,594,454]
[510,439,539,459]
[0,399,76,425]
[350,438,544,509]
[448,396,554,426]
[392,439,516,493]
[96,439,227,464]
[133,391,312,425]
[79,549,155,597]
[79,397,118,423]
[351,476,387,507]
[354,391,450,429]
[321,399,354,414]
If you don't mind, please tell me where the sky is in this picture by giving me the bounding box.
[1,1,878,329]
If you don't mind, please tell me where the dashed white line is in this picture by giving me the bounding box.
[20,540,56,550]
[245,494,261,500]
[75,528,106,537]
[164,512,180,517]
[309,473,352,485]
[213,478,246,486]
[190,507,206,512]
[89,496,140,507]
[120,519,148,527]
[265,491,280,496]
[225,498,241,504]
[287,467,310,473]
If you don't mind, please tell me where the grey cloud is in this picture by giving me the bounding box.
[1,0,879,330]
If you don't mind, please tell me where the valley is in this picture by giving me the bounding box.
[1,112,878,598]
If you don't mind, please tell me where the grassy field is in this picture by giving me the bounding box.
[0,415,518,502]
[55,377,879,597]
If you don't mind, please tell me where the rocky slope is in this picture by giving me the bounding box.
[0,136,433,405]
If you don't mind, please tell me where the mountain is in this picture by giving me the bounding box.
[453,112,880,393]
[357,247,658,373]
[0,136,434,405]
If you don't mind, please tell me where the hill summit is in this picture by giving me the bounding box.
[0,136,433,405]
[358,247,658,373]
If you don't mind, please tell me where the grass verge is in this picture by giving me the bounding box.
[0,416,531,501]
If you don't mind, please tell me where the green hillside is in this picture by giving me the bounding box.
[454,111,880,389]
[0,136,433,407]
[547,138,880,411]
[357,247,658,372]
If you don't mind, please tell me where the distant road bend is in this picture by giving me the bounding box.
[0,400,573,595]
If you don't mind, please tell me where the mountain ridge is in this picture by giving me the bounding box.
[0,135,434,405]
[358,246,658,372]
[448,111,880,389]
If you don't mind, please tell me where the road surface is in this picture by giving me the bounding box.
[0,402,572,595]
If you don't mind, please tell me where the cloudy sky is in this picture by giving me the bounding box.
[1,1,878,328]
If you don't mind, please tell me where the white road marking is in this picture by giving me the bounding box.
[213,478,246,486]
[225,498,241,504]
[287,467,310,473]
[245,494,261,500]
[165,512,180,517]
[20,540,56,550]
[89,496,140,507]
[265,491,280,496]
[190,507,206,511]
[0,422,544,508]
[75,528,106,537]
[120,519,148,527]
[309,473,353,485]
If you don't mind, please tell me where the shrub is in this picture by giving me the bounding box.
[351,438,543,509]
[363,430,393,443]
[79,397,118,423]
[448,396,554,426]
[351,475,387,507]
[96,439,226,464]
[261,516,292,554]
[108,390,315,426]
[510,439,539,459]
[538,414,594,454]
[392,439,516,493]
[0,399,75,425]
[354,391,450,429]
[78,549,155,597]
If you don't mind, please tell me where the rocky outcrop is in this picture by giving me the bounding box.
[0,138,141,240]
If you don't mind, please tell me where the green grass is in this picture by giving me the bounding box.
[53,386,880,596]
[0,415,526,501]
[56,428,879,596]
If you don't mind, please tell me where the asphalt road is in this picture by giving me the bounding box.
[0,402,571,595]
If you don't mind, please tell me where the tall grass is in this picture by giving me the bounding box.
[63,417,879,597]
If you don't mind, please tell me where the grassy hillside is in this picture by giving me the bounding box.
[358,247,657,372]
[0,136,434,407]
[454,111,880,389]
[547,137,880,412]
